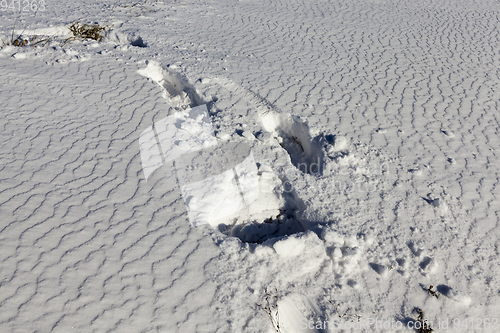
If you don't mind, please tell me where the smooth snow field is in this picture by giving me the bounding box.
[1,0,500,332]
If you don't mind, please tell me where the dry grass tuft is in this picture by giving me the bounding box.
[61,19,111,46]
[1,20,55,49]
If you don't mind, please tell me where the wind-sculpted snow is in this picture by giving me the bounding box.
[0,59,224,332]
[1,0,500,332]
[147,0,499,329]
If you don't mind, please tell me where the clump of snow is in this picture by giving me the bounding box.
[273,235,305,257]
[138,61,202,109]
[105,30,145,47]
[260,111,325,174]
[277,294,323,333]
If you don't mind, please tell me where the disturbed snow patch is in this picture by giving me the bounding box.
[137,61,202,109]
[140,104,287,232]
[106,30,145,47]
[260,111,325,175]
[0,23,145,62]
[138,69,476,332]
[138,67,317,243]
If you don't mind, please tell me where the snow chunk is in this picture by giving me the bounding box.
[277,294,322,333]
[273,236,305,258]
[106,31,145,46]
[138,60,201,109]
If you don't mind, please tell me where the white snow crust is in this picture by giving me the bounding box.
[1,0,500,332]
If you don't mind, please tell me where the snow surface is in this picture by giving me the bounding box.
[1,0,500,332]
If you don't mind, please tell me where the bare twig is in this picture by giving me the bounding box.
[427,285,439,299]
[416,309,434,333]
[328,301,361,323]
[257,287,282,333]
